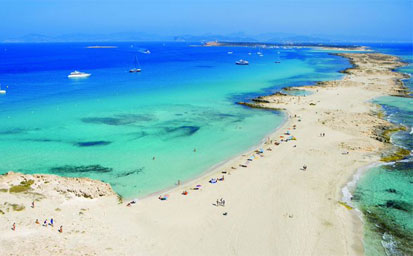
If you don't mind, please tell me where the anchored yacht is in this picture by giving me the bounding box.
[235,59,249,65]
[68,71,91,78]
[0,84,6,94]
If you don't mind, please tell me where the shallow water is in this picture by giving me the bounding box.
[0,42,350,197]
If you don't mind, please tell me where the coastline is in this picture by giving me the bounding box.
[0,48,408,255]
[140,111,289,201]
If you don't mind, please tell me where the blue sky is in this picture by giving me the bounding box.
[0,0,412,41]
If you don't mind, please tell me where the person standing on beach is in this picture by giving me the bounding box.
[50,218,54,227]
[31,201,35,208]
[43,219,47,227]
[58,226,63,233]
[12,222,15,231]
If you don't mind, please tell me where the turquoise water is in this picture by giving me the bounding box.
[352,44,413,255]
[0,43,350,198]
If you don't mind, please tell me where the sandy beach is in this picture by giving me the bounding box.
[0,50,408,255]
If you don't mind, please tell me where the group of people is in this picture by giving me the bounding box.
[216,198,226,207]
[126,199,137,207]
[12,218,62,233]
[11,200,63,233]
[209,175,225,184]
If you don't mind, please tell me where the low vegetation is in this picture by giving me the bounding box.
[382,126,407,143]
[381,147,411,162]
[9,179,34,193]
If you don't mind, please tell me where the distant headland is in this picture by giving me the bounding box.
[202,41,370,51]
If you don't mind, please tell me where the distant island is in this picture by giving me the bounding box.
[86,46,118,49]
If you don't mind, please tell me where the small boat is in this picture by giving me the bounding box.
[68,71,91,78]
[143,49,151,54]
[0,84,6,94]
[248,52,252,55]
[235,59,249,65]
[129,56,142,73]
[129,68,141,73]
[257,51,263,56]
[228,51,233,54]
[274,61,281,63]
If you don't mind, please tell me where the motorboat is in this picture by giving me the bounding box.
[235,59,249,65]
[68,71,91,78]
[0,84,6,94]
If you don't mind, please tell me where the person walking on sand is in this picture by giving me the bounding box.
[58,226,63,233]
[43,219,47,227]
[12,222,15,231]
[31,201,35,208]
[50,218,54,227]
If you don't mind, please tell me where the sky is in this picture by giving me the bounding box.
[0,0,412,42]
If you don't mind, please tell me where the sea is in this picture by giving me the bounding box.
[0,42,411,255]
[0,42,349,198]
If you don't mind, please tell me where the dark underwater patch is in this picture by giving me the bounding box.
[81,114,154,126]
[0,127,40,135]
[75,141,112,147]
[127,131,149,140]
[49,164,113,174]
[115,167,144,178]
[164,125,200,137]
[25,138,62,143]
[383,161,413,172]
[81,117,127,126]
[0,128,27,135]
[378,200,411,212]
[363,208,413,255]
[385,188,398,194]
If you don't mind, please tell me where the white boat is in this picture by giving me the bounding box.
[129,56,142,73]
[0,84,6,94]
[235,59,249,65]
[68,71,91,78]
[143,49,151,54]
[228,51,233,54]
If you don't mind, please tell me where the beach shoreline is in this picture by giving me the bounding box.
[0,47,409,255]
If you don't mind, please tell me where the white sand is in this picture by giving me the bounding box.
[0,52,407,255]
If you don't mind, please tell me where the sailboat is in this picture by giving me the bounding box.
[0,84,7,94]
[129,56,142,73]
